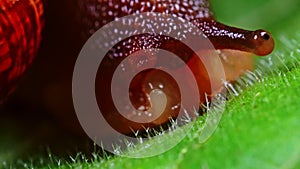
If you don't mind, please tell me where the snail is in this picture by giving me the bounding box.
[0,0,44,102]
[74,0,274,136]
[0,0,274,137]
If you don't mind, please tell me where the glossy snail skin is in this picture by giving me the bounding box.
[78,0,274,56]
[76,0,274,135]
[0,0,44,102]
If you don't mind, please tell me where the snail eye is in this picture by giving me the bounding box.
[253,30,272,42]
[254,30,271,41]
[252,29,274,56]
[261,31,271,40]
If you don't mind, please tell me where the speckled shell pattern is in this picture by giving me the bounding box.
[0,0,43,101]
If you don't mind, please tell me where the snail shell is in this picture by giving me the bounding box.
[0,0,44,102]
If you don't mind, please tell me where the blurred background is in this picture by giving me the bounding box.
[0,0,299,165]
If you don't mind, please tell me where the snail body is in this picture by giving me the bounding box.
[75,0,274,135]
[0,0,44,101]
[0,0,274,137]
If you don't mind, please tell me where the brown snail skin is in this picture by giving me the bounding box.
[0,0,44,102]
[75,0,274,136]
[2,0,273,137]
